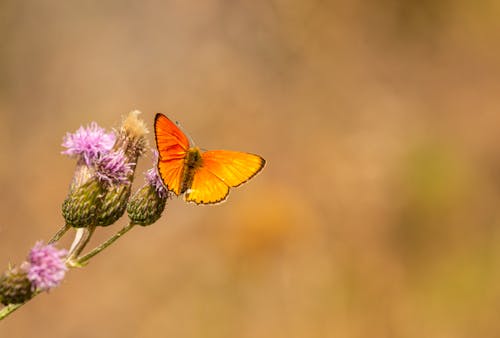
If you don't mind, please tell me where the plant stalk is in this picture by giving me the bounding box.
[76,222,136,265]
[48,224,71,244]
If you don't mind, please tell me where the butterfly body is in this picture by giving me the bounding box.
[154,114,265,204]
[180,147,203,194]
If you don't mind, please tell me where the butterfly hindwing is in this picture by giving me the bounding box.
[184,166,230,204]
[157,159,184,195]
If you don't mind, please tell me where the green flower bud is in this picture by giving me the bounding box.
[127,184,167,226]
[96,184,131,227]
[0,266,33,305]
[62,178,103,228]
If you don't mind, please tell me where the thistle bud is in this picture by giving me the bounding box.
[0,266,33,305]
[127,168,168,226]
[96,183,131,226]
[62,178,103,228]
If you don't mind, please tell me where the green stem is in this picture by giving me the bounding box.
[48,224,71,244]
[0,289,41,321]
[0,303,22,320]
[66,225,96,263]
[0,225,75,321]
[76,222,136,265]
[1,223,137,321]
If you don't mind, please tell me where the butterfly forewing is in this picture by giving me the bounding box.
[155,114,190,195]
[201,150,265,187]
[154,114,190,161]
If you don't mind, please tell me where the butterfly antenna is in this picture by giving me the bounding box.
[175,120,197,146]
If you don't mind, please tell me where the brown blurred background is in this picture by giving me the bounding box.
[1,0,500,337]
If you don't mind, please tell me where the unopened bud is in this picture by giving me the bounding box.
[127,184,167,226]
[0,266,33,305]
[96,184,132,226]
[62,178,103,228]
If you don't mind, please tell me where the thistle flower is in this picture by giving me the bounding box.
[62,122,116,166]
[26,242,67,292]
[94,151,135,227]
[113,110,149,172]
[146,166,168,199]
[95,150,134,186]
[95,111,148,226]
[127,167,169,226]
[61,122,114,227]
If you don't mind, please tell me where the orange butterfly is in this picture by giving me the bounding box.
[154,113,265,204]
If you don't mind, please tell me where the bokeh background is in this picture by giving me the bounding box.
[1,0,500,337]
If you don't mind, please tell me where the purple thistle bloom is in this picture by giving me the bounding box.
[146,167,168,198]
[62,122,116,166]
[95,150,134,185]
[26,242,68,292]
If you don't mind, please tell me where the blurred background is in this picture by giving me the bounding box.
[1,0,500,337]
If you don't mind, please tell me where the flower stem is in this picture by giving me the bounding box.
[48,224,71,244]
[66,225,96,264]
[1,222,138,320]
[0,303,22,320]
[0,222,78,321]
[76,222,136,265]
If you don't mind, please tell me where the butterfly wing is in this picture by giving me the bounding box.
[154,113,190,195]
[184,166,230,204]
[201,150,265,187]
[184,150,265,204]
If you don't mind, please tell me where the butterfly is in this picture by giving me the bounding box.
[154,113,265,204]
